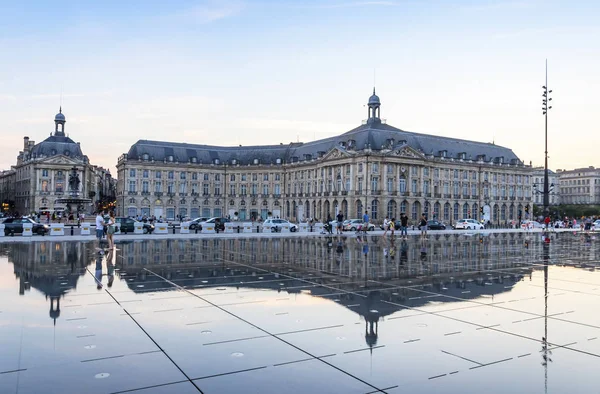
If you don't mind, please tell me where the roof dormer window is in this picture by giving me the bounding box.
[168,155,174,162]
[191,157,197,163]
[275,158,282,165]
[142,153,149,161]
[214,158,220,165]
[253,158,259,165]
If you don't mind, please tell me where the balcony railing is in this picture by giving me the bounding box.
[128,191,138,195]
[141,191,150,196]
[154,192,163,197]
[434,193,441,198]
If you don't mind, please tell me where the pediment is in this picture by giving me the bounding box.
[38,155,82,165]
[391,146,425,159]
[321,147,351,161]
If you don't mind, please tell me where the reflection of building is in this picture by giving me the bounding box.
[116,235,538,348]
[1,109,115,215]
[2,241,91,324]
[117,90,533,224]
[557,166,600,205]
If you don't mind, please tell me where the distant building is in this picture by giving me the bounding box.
[0,169,16,213]
[3,109,115,215]
[117,90,534,224]
[557,166,600,205]
[531,167,560,206]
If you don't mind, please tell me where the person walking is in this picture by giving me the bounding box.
[95,210,105,249]
[383,216,390,237]
[389,218,396,237]
[336,211,344,235]
[106,211,116,249]
[326,213,333,234]
[400,213,409,240]
[420,214,428,237]
[362,211,369,234]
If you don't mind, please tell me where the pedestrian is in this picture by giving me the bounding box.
[420,214,428,237]
[383,216,390,237]
[400,213,409,240]
[95,210,105,248]
[390,218,395,237]
[106,211,116,249]
[544,216,551,231]
[327,213,333,234]
[362,211,369,234]
[336,211,344,235]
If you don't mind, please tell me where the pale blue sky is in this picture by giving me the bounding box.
[1,0,598,173]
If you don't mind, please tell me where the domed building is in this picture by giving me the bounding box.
[1,108,115,216]
[117,89,534,224]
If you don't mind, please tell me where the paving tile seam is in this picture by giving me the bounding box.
[143,267,389,394]
[109,380,193,394]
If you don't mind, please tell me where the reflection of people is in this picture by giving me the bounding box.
[94,251,104,289]
[106,249,115,288]
[362,239,369,256]
[420,239,428,262]
[400,240,408,265]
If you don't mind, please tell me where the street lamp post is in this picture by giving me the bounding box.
[541,59,553,219]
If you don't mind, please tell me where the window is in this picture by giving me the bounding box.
[411,179,417,193]
[129,181,136,192]
[371,177,378,192]
[241,174,247,181]
[179,183,186,193]
[372,163,379,174]
[345,179,350,191]
[214,185,221,195]
[230,174,235,181]
[471,184,477,197]
[263,173,268,181]
[463,203,469,218]
[142,181,149,193]
[387,178,393,192]
[444,203,450,221]
[411,203,418,220]
[180,172,186,180]
[263,184,269,195]
[454,203,460,220]
[423,167,429,177]
[203,184,209,195]
[252,174,257,181]
[155,171,161,179]
[400,201,407,214]
[274,184,280,195]
[215,174,221,181]
[358,163,363,173]
[371,200,378,220]
[453,170,458,179]
[275,174,280,181]
[168,171,174,179]
[129,169,136,177]
[230,184,236,195]
[128,207,137,217]
[411,167,418,176]
[166,208,175,220]
[167,182,174,194]
[399,178,406,193]
[143,170,149,178]
[155,182,162,192]
[42,169,48,177]
[423,180,430,195]
[41,180,49,192]
[240,184,247,195]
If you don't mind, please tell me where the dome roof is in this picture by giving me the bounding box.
[30,134,84,159]
[55,107,65,122]
[368,88,380,105]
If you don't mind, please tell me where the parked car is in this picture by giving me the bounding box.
[520,220,544,230]
[189,217,210,230]
[263,218,298,232]
[591,220,600,231]
[421,220,446,230]
[2,217,50,235]
[343,219,375,231]
[194,217,231,231]
[454,219,484,230]
[115,217,155,234]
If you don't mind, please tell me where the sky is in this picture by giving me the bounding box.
[0,0,598,175]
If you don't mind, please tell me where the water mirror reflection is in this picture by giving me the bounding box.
[1,233,600,393]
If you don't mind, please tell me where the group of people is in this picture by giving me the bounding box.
[95,210,117,249]
[381,213,423,239]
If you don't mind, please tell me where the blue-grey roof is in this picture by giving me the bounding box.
[126,119,520,166]
[30,134,84,159]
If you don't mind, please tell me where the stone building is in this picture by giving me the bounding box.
[0,169,16,213]
[557,166,600,205]
[117,90,534,224]
[531,167,560,206]
[6,108,115,215]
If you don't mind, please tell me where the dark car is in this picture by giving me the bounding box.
[422,220,446,230]
[2,217,50,235]
[115,217,155,234]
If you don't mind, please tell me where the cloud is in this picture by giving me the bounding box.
[0,94,16,101]
[29,93,86,100]
[169,0,244,24]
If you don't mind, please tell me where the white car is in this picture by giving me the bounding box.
[592,220,600,231]
[263,219,298,232]
[454,219,484,230]
[520,220,544,230]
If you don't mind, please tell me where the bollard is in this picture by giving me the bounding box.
[173,225,176,234]
[310,226,313,232]
[237,226,240,233]
[70,226,74,236]
[216,226,219,234]
[256,225,259,233]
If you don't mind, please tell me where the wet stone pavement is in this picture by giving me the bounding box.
[1,232,600,393]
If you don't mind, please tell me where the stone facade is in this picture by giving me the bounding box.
[557,167,600,205]
[117,91,534,225]
[0,169,16,213]
[5,109,115,215]
[531,167,560,206]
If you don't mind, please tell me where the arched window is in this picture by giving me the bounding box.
[434,202,441,219]
[453,202,460,220]
[387,200,397,219]
[356,200,363,218]
[462,203,469,218]
[501,205,507,221]
[472,203,478,220]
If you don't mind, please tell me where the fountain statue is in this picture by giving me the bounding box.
[55,166,91,215]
